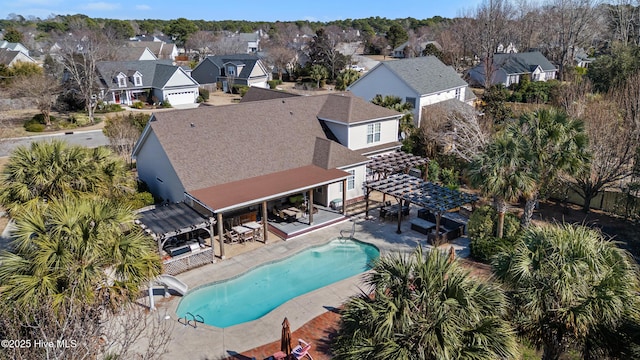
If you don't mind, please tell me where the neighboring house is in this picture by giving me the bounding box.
[238,32,261,53]
[95,60,199,106]
[348,56,476,127]
[116,47,158,61]
[127,41,179,61]
[0,40,30,56]
[190,53,271,92]
[392,40,441,58]
[496,42,518,54]
[131,91,402,222]
[0,48,37,66]
[574,48,595,68]
[467,51,558,87]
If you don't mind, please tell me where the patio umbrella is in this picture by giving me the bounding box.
[281,317,292,356]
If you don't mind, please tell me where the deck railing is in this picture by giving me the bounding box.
[163,248,214,275]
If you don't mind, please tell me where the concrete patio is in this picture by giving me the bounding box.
[146,206,469,360]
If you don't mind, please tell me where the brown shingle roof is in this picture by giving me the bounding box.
[148,94,384,193]
[240,86,300,103]
[318,92,401,124]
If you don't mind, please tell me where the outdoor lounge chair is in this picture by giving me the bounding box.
[292,339,313,360]
[224,230,240,244]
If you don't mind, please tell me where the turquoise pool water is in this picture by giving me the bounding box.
[176,238,379,328]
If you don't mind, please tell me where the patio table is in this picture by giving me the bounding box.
[232,225,253,242]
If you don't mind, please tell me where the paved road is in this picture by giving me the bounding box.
[0,129,109,157]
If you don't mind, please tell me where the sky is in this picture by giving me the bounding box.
[2,0,482,23]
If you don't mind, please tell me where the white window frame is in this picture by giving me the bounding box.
[134,75,142,86]
[366,123,381,144]
[347,170,355,190]
[455,88,461,100]
[227,65,236,76]
[117,75,126,88]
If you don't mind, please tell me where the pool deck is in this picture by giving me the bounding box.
[149,212,470,359]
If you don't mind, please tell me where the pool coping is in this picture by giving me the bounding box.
[148,214,470,359]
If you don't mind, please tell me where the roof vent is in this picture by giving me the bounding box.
[190,123,195,128]
[282,100,286,103]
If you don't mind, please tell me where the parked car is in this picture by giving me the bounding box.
[349,64,365,72]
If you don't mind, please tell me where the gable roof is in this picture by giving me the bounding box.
[96,60,194,90]
[370,56,468,96]
[139,94,392,193]
[0,48,33,66]
[116,47,157,61]
[127,41,176,58]
[240,87,300,102]
[318,92,400,124]
[198,53,263,78]
[492,51,557,74]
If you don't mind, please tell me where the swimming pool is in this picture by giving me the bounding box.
[176,238,379,328]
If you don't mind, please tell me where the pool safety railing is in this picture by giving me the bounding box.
[340,220,356,240]
[179,312,204,328]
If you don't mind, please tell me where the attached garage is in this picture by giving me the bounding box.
[164,90,198,106]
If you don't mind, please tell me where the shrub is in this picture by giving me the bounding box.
[125,191,155,209]
[440,168,459,190]
[69,113,90,126]
[131,101,144,109]
[32,113,56,124]
[427,160,441,183]
[198,87,210,101]
[468,205,521,263]
[24,123,45,132]
[160,100,172,108]
[267,80,282,89]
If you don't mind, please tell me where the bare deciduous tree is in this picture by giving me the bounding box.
[0,294,173,360]
[55,30,118,123]
[185,30,218,57]
[539,0,599,81]
[475,0,515,88]
[209,33,246,55]
[570,87,639,212]
[421,103,490,162]
[263,44,296,80]
[10,72,61,126]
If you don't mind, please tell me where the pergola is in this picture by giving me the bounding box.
[364,174,478,237]
[367,151,429,180]
[136,202,216,262]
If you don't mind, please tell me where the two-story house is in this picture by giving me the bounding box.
[190,53,271,92]
[348,56,475,127]
[96,60,199,106]
[131,90,401,240]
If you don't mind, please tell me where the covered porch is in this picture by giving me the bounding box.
[188,165,350,259]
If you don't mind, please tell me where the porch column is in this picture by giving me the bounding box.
[341,179,347,215]
[209,219,215,263]
[396,198,402,234]
[308,189,314,225]
[434,212,442,245]
[364,187,370,218]
[261,201,269,243]
[217,212,225,259]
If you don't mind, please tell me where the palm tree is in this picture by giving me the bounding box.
[467,131,536,237]
[0,196,162,311]
[507,109,589,228]
[332,247,519,359]
[335,69,360,90]
[0,140,135,213]
[371,94,415,137]
[309,64,329,89]
[493,224,640,360]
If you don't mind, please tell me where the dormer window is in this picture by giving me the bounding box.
[133,74,142,86]
[116,73,127,88]
[226,65,236,76]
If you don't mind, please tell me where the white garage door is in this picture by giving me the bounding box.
[165,90,196,106]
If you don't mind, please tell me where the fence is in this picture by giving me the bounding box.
[163,248,214,275]
[553,188,640,219]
